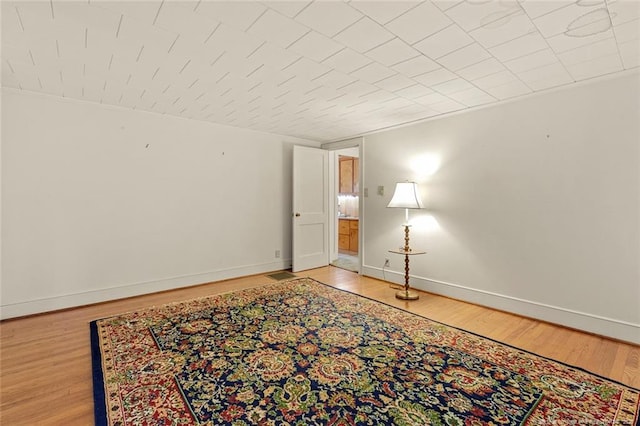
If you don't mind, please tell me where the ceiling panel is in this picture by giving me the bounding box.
[2,0,639,142]
[349,1,420,25]
[321,47,372,74]
[413,24,473,59]
[333,17,395,53]
[247,9,308,48]
[469,10,536,49]
[384,1,452,44]
[392,54,440,77]
[294,1,362,38]
[457,57,505,80]
[489,31,548,62]
[288,31,344,63]
[437,42,492,71]
[366,37,420,67]
[444,0,522,31]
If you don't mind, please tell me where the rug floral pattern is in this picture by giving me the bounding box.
[92,278,640,425]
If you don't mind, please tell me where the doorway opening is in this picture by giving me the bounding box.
[331,147,359,272]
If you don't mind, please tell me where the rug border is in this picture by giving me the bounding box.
[89,276,640,425]
[90,320,108,426]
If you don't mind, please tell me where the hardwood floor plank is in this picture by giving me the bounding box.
[1,266,638,424]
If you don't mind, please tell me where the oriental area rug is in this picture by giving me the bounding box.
[91,278,640,425]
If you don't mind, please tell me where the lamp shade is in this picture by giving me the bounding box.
[387,182,423,209]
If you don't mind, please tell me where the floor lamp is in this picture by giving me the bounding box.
[387,182,424,300]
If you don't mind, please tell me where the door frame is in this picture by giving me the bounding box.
[321,138,363,273]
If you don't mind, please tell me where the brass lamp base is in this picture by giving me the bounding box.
[396,289,419,300]
[388,223,425,302]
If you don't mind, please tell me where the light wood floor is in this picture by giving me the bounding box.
[1,266,638,424]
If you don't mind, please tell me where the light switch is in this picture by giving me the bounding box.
[377,185,384,196]
[364,188,369,197]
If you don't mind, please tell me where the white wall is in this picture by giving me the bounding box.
[362,72,640,343]
[1,89,320,318]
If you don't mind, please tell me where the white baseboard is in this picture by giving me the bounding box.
[363,265,640,345]
[0,260,291,320]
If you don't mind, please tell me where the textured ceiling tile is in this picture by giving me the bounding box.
[333,17,395,53]
[392,54,440,77]
[412,67,457,87]
[2,0,638,142]
[380,96,417,110]
[483,79,531,100]
[56,2,121,33]
[288,31,344,63]
[413,24,473,59]
[321,48,372,74]
[557,37,619,67]
[263,1,312,18]
[294,1,363,38]
[546,29,614,54]
[519,0,573,20]
[92,1,162,27]
[251,43,300,72]
[348,1,420,25]
[456,57,505,80]
[3,44,34,67]
[444,0,522,32]
[358,89,397,103]
[281,57,331,81]
[374,73,416,92]
[196,1,267,31]
[488,31,547,62]
[349,61,396,84]
[385,2,452,44]
[432,0,465,12]
[516,62,573,89]
[311,69,358,89]
[394,83,434,99]
[564,53,623,81]
[608,0,640,26]
[532,2,606,38]
[432,77,475,95]
[335,80,379,97]
[472,69,518,90]
[2,3,25,41]
[469,10,536,49]
[429,98,466,113]
[155,1,220,43]
[448,86,495,107]
[365,38,420,67]
[117,16,177,53]
[206,24,263,60]
[613,18,640,43]
[248,9,309,48]
[618,38,640,68]
[505,48,559,73]
[437,43,491,71]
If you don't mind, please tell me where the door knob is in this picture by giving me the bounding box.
[295,213,301,217]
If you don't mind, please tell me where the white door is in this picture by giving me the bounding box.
[292,145,329,272]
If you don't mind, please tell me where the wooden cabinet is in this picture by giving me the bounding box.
[338,219,358,252]
[349,220,358,252]
[339,156,359,194]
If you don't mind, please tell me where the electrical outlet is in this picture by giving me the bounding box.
[384,259,390,267]
[275,250,281,258]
